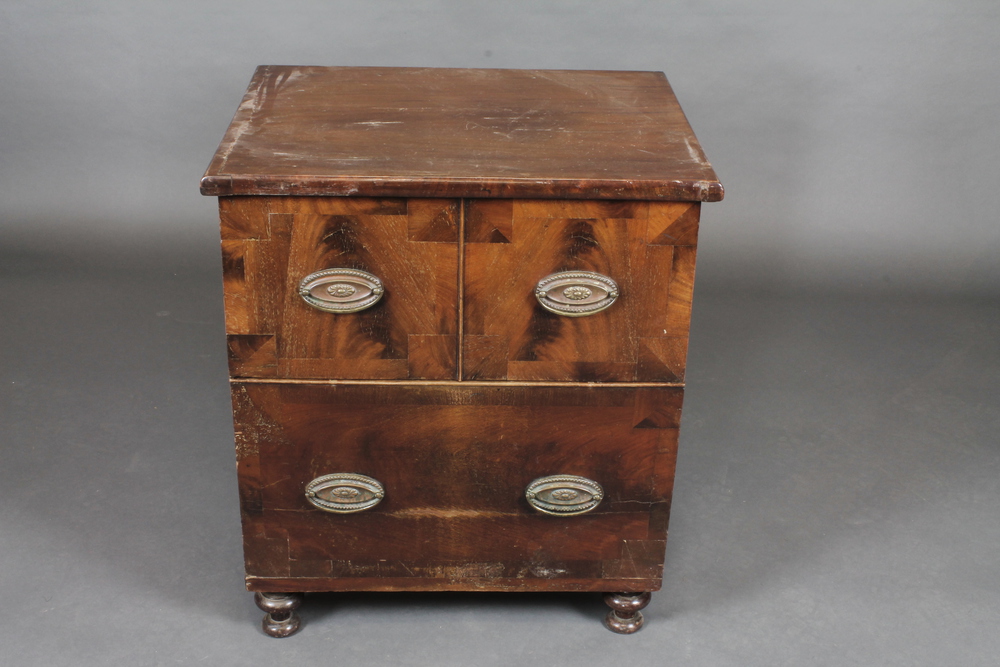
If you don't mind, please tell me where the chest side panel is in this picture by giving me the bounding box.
[463,200,698,382]
[232,382,680,592]
[220,197,460,380]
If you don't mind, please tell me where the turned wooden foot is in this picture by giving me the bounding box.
[254,592,304,637]
[603,592,651,634]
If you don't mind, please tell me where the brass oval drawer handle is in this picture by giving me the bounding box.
[305,473,384,513]
[298,268,384,313]
[534,271,619,317]
[525,475,604,516]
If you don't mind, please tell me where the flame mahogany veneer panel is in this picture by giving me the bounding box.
[463,199,699,382]
[221,195,697,384]
[221,196,460,380]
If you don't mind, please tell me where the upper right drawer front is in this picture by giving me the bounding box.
[463,200,700,383]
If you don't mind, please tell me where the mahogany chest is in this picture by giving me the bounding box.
[201,66,723,637]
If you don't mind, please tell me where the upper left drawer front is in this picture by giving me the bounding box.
[220,197,460,380]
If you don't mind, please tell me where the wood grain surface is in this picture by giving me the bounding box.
[221,196,459,380]
[463,200,699,382]
[232,382,681,592]
[206,65,722,612]
[201,66,723,202]
[223,196,697,383]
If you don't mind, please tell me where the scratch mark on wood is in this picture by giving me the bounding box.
[388,508,514,519]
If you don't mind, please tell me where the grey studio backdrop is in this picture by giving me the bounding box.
[1,1,998,666]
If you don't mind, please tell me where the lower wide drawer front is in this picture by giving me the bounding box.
[232,382,682,592]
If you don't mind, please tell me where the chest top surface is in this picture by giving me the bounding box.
[201,66,722,201]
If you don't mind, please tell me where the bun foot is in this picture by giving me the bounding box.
[603,592,651,634]
[254,592,304,638]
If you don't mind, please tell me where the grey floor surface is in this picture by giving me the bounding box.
[1,232,998,666]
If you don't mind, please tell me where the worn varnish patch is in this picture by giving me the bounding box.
[201,66,723,201]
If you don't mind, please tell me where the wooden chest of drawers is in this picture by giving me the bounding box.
[201,66,722,636]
